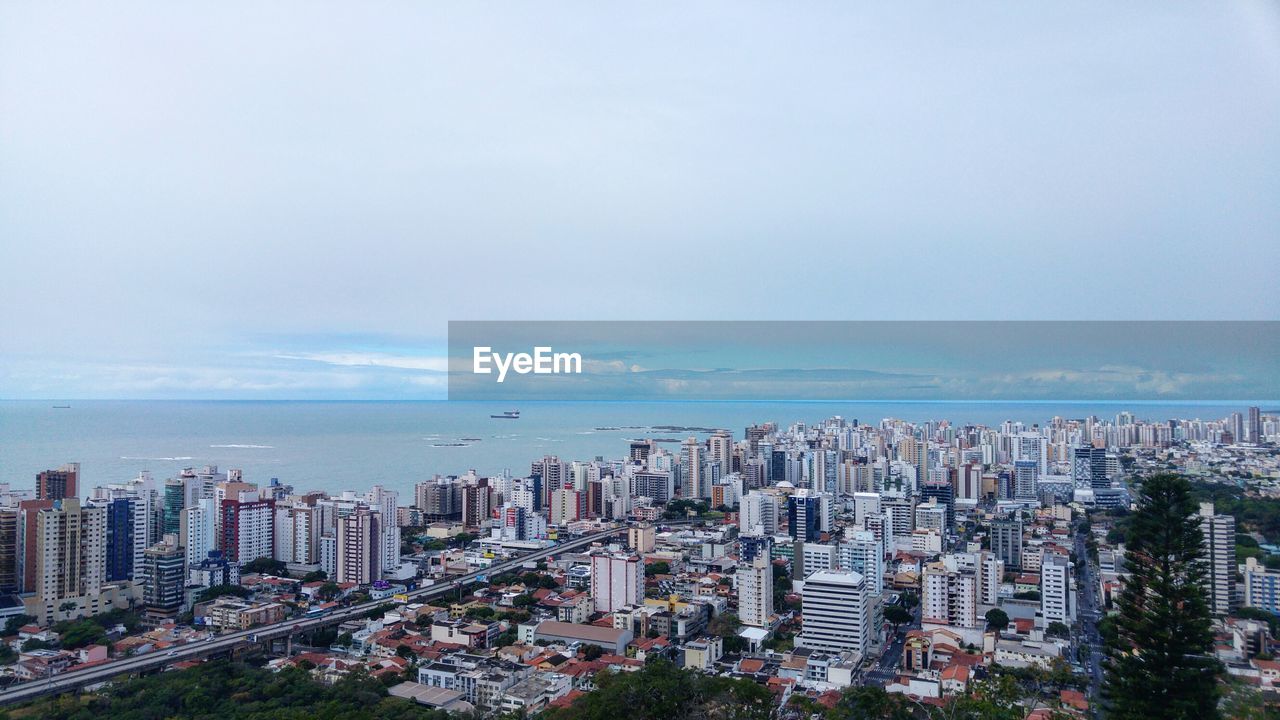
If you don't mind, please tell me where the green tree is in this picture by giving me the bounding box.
[885,605,913,632]
[1103,474,1222,720]
[1045,620,1069,638]
[984,607,1010,632]
[3,614,35,636]
[825,686,913,720]
[242,557,288,576]
[645,561,671,577]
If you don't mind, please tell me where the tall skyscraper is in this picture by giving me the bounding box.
[737,555,774,628]
[1200,502,1235,616]
[796,569,870,654]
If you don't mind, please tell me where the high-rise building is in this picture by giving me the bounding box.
[737,555,774,627]
[184,499,217,569]
[162,478,185,536]
[1013,460,1039,501]
[977,551,1003,606]
[921,560,978,628]
[415,478,462,520]
[1070,446,1109,490]
[17,499,55,593]
[919,481,955,528]
[1040,552,1075,627]
[589,552,643,613]
[102,496,138,582]
[365,485,400,573]
[336,509,381,585]
[796,569,870,654]
[740,491,778,536]
[0,509,16,593]
[219,497,275,563]
[274,504,318,567]
[550,488,585,525]
[681,437,705,500]
[839,532,882,595]
[1200,502,1235,616]
[1247,406,1262,444]
[141,535,185,623]
[1243,557,1280,614]
[461,482,491,529]
[633,471,673,503]
[788,492,833,542]
[991,517,1024,570]
[36,463,79,501]
[34,499,106,604]
[709,431,734,479]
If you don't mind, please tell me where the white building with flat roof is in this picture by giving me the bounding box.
[797,569,870,656]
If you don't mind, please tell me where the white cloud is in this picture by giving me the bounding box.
[273,352,449,373]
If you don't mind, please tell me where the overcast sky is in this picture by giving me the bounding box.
[1,2,1278,399]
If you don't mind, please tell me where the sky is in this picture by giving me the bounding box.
[1,2,1278,400]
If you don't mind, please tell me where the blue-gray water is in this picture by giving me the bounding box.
[0,400,1266,498]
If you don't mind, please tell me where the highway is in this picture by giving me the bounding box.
[0,521,671,707]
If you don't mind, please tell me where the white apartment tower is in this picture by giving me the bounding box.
[1040,552,1076,627]
[1200,502,1236,616]
[589,552,643,613]
[737,555,774,628]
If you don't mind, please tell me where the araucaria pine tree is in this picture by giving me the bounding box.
[1103,473,1222,719]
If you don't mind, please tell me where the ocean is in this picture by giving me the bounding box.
[0,399,1265,498]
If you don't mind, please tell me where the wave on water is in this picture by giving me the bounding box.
[121,456,194,461]
[209,444,274,449]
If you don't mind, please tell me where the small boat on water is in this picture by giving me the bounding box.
[490,410,520,419]
[52,405,71,409]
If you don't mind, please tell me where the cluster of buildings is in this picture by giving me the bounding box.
[2,405,1276,714]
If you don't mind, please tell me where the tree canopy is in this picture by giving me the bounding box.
[15,660,452,720]
[542,659,772,720]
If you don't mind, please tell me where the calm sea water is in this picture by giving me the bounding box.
[0,400,1264,498]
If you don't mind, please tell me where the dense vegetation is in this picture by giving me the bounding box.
[1191,480,1280,546]
[7,660,450,720]
[542,659,772,720]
